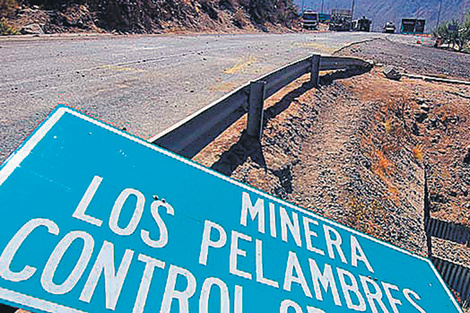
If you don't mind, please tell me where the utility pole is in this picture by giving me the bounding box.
[321,0,325,13]
[301,0,304,14]
[436,0,443,27]
[351,0,356,20]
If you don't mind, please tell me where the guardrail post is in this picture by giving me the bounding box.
[246,81,266,139]
[310,55,321,87]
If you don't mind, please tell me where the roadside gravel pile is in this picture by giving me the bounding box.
[338,38,470,81]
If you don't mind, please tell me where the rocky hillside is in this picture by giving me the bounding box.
[296,0,469,33]
[0,0,298,34]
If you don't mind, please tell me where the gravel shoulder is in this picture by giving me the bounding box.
[337,37,470,81]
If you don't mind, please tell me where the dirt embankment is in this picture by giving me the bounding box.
[340,39,470,249]
[196,69,428,257]
[195,38,470,268]
[1,0,299,35]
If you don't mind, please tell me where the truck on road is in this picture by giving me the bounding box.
[329,9,353,31]
[383,21,396,33]
[301,11,319,30]
[353,16,372,32]
[401,19,426,34]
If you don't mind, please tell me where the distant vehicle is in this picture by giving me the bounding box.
[353,16,372,32]
[401,19,426,34]
[301,11,319,30]
[329,9,352,31]
[318,12,331,23]
[383,21,396,33]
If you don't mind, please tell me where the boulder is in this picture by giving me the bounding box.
[20,23,44,35]
[383,66,402,81]
[464,145,470,164]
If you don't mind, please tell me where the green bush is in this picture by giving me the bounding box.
[0,17,18,35]
[434,11,470,52]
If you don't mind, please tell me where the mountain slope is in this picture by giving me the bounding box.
[2,0,298,34]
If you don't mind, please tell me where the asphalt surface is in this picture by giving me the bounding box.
[0,32,409,163]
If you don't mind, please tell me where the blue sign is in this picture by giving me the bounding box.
[0,106,463,313]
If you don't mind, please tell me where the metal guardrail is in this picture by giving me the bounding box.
[425,172,470,309]
[427,218,470,247]
[432,256,470,307]
[150,54,371,159]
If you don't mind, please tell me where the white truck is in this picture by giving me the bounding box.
[301,11,319,30]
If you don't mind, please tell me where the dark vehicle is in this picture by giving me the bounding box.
[302,11,319,30]
[353,16,372,32]
[415,19,426,33]
[401,19,426,34]
[318,12,331,23]
[329,9,352,31]
[383,21,396,33]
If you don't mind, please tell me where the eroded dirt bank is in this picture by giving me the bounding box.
[339,39,470,268]
[195,50,470,269]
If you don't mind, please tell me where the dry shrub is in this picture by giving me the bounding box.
[0,17,18,34]
[372,149,394,178]
[232,7,245,28]
[366,147,401,205]
[383,120,392,134]
[345,197,390,240]
[412,144,425,161]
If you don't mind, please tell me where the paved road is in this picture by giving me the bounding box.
[0,32,409,163]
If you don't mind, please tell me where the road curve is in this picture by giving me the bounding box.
[0,32,400,163]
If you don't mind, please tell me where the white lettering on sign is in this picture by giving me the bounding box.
[0,218,59,282]
[241,192,265,234]
[308,258,342,306]
[382,282,402,313]
[109,188,145,236]
[199,277,229,313]
[230,231,252,280]
[337,267,366,311]
[132,254,165,313]
[360,276,388,313]
[199,221,227,266]
[72,176,104,227]
[141,200,174,248]
[79,241,134,310]
[403,289,427,313]
[283,251,312,298]
[255,239,279,288]
[0,177,432,313]
[238,192,375,274]
[324,225,348,265]
[41,231,94,295]
[160,265,196,313]
[280,299,303,313]
[303,217,325,255]
[72,176,174,249]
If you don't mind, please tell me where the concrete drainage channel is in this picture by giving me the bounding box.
[150,54,470,309]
